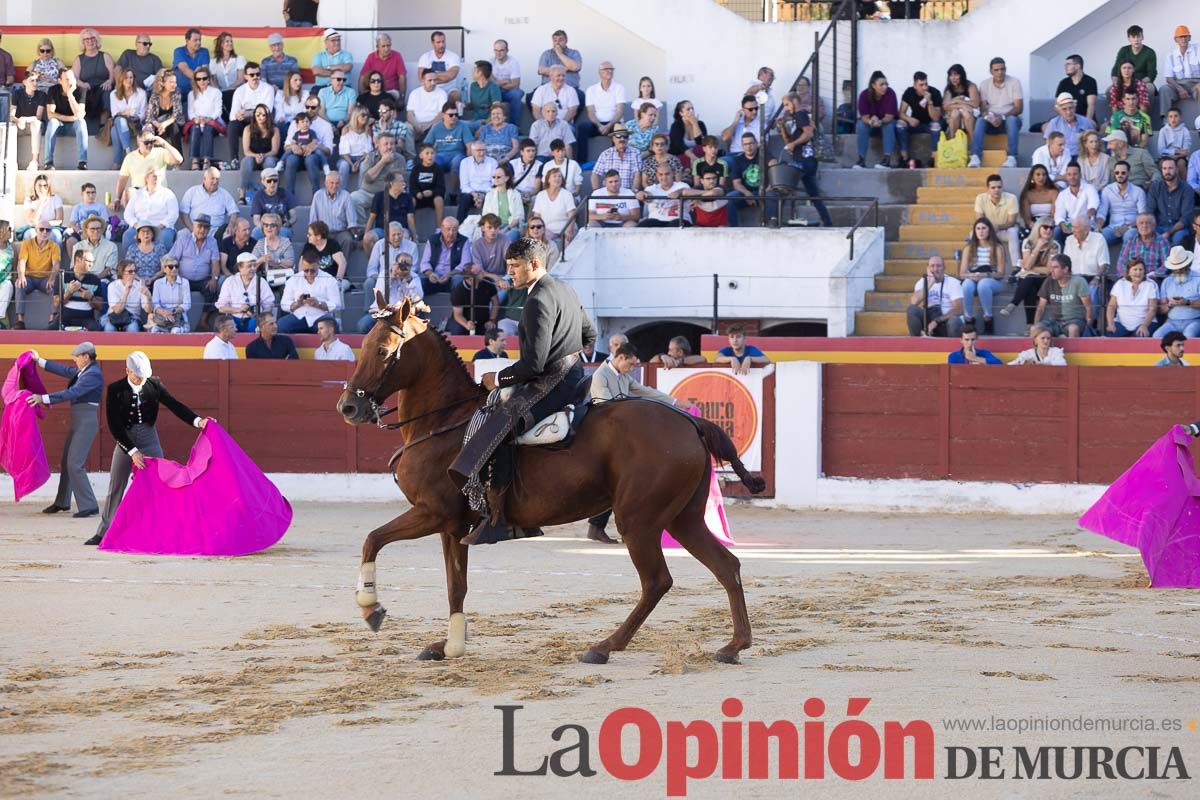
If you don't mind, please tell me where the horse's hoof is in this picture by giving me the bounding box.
[712,651,740,665]
[580,649,609,665]
[364,605,387,632]
[417,646,445,661]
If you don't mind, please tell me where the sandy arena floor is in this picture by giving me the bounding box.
[1,500,1198,799]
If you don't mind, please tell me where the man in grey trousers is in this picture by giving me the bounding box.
[25,342,103,518]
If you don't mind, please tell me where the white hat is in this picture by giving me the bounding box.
[236,252,257,264]
[323,28,340,40]
[1055,92,1076,106]
[1164,246,1195,272]
[126,351,152,378]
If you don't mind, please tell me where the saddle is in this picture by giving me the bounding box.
[514,373,594,447]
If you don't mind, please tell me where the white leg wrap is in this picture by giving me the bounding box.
[356,562,378,607]
[445,613,467,658]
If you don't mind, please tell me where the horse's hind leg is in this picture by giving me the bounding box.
[668,503,751,664]
[581,530,673,665]
[418,528,471,661]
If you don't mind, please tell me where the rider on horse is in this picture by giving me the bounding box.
[449,236,597,545]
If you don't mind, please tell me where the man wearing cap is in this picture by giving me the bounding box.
[590,124,643,192]
[1055,55,1098,122]
[167,214,221,331]
[1160,26,1200,122]
[1104,129,1156,190]
[89,351,208,546]
[25,344,102,519]
[1153,247,1200,340]
[1149,155,1197,246]
[1157,331,1189,366]
[1044,93,1095,158]
[312,29,353,92]
[250,167,297,238]
[262,33,300,90]
[578,62,627,163]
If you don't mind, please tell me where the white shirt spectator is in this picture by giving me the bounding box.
[210,55,246,92]
[314,338,356,361]
[1062,231,1110,277]
[644,181,691,222]
[203,336,239,360]
[180,185,240,230]
[283,116,334,151]
[490,55,521,87]
[1111,278,1158,330]
[231,81,276,117]
[339,129,374,158]
[1032,145,1071,187]
[588,188,640,221]
[281,271,341,326]
[368,271,424,311]
[912,275,963,316]
[509,157,543,197]
[107,278,148,321]
[110,88,147,121]
[1165,44,1200,81]
[217,274,275,314]
[1008,346,1066,366]
[532,190,575,233]
[530,83,579,117]
[124,186,180,229]
[366,237,419,282]
[275,89,305,126]
[1098,182,1148,228]
[459,155,499,195]
[1053,184,1100,227]
[407,86,448,126]
[188,86,224,120]
[541,158,582,197]
[585,81,628,124]
[418,48,463,81]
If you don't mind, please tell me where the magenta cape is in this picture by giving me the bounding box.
[1078,425,1200,588]
[662,407,735,549]
[0,352,51,502]
[100,422,292,556]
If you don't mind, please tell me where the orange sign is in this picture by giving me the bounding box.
[669,372,759,456]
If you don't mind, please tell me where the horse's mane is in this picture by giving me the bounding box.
[423,326,486,395]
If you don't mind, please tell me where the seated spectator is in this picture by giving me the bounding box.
[411,144,447,225]
[1157,107,1193,173]
[1076,130,1110,193]
[310,173,359,259]
[577,61,627,163]
[947,324,1002,364]
[636,164,689,229]
[0,222,11,328]
[1032,132,1070,188]
[1043,93,1094,158]
[686,172,730,228]
[184,67,224,170]
[167,214,221,331]
[1108,59,1151,116]
[1098,159,1148,245]
[250,168,296,239]
[261,34,299,92]
[251,214,295,276]
[854,71,898,169]
[1103,130,1156,189]
[490,39,523,135]
[1052,163,1099,244]
[353,133,405,225]
[469,215,510,294]
[281,107,333,196]
[1008,324,1067,365]
[483,163,527,242]
[104,260,149,332]
[896,70,942,168]
[62,184,107,254]
[109,68,147,170]
[691,136,728,190]
[457,141,498,223]
[209,32,246,120]
[447,267,499,335]
[359,255,423,333]
[628,102,661,154]
[275,71,307,137]
[907,256,965,337]
[149,258,192,333]
[407,72,449,139]
[1063,213,1112,327]
[1159,25,1200,122]
[715,325,771,374]
[529,102,576,160]
[317,69,357,140]
[219,219,256,276]
[203,315,239,359]
[181,167,240,240]
[1033,253,1092,337]
[418,30,464,105]
[425,103,471,175]
[1148,156,1196,246]
[1056,54,1098,122]
[588,169,640,228]
[476,103,520,165]
[531,66,580,131]
[144,68,184,154]
[43,69,88,170]
[959,217,1008,335]
[360,33,405,98]
[473,328,508,361]
[974,174,1021,271]
[1001,217,1059,323]
[510,138,544,203]
[420,216,470,295]
[246,313,300,359]
[650,336,706,367]
[523,215,560,270]
[115,132,183,209]
[357,71,390,121]
[590,125,642,193]
[633,77,665,121]
[372,98,415,163]
[463,60,501,133]
[942,64,979,142]
[240,104,281,203]
[1104,258,1157,337]
[543,139,583,199]
[1157,331,1189,366]
[311,29,353,94]
[1117,213,1171,278]
[314,317,356,361]
[1184,210,1200,258]
[533,167,579,241]
[59,251,101,331]
[720,95,760,163]
[1111,25,1158,106]
[72,215,118,282]
[364,174,417,258]
[1105,89,1152,149]
[13,222,61,330]
[10,74,47,172]
[122,169,179,252]
[641,134,685,189]
[969,57,1022,169]
[125,224,168,284]
[116,33,163,93]
[28,37,65,94]
[278,253,340,335]
[20,174,63,243]
[726,133,772,227]
[1154,248,1200,338]
[1190,140,1200,195]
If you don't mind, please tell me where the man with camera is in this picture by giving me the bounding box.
[114,132,184,210]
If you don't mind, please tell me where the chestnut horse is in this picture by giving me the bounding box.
[338,296,766,664]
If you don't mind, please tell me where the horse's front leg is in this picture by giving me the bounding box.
[356,507,443,632]
[418,527,471,661]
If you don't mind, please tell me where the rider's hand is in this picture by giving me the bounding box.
[481,372,498,392]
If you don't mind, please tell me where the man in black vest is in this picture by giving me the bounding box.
[418,217,470,296]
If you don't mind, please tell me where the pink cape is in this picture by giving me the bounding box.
[662,407,735,549]
[0,352,51,502]
[1078,425,1200,588]
[100,422,292,556]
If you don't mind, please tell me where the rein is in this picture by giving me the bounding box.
[374,395,479,431]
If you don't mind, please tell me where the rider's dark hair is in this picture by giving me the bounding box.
[506,236,547,266]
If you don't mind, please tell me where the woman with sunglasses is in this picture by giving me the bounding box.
[216,252,273,332]
[338,106,376,188]
[145,69,184,153]
[103,260,150,332]
[358,71,389,121]
[109,67,148,168]
[185,68,226,171]
[20,174,64,244]
[274,71,306,142]
[252,213,295,273]
[240,104,280,202]
[1002,216,1060,323]
[29,39,64,92]
[640,133,687,187]
[482,163,525,242]
[523,215,559,269]
[149,257,192,333]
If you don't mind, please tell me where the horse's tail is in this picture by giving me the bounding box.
[695,417,767,495]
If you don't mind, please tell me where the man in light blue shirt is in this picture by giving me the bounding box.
[318,69,357,132]
[1043,93,1094,157]
[1098,161,1148,244]
[180,167,240,236]
[1154,249,1200,339]
[312,29,353,90]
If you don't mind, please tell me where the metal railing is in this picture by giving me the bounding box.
[722,1,971,21]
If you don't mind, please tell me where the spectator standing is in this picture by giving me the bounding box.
[1110,25,1157,108]
[361,33,406,98]
[744,66,778,124]
[203,315,239,359]
[1104,258,1156,337]
[283,0,320,28]
[1103,129,1156,189]
[149,258,192,333]
[1033,254,1092,338]
[246,314,300,359]
[959,217,1007,334]
[906,256,963,337]
[942,64,979,143]
[946,325,1002,365]
[311,29,352,92]
[1056,54,1098,122]
[314,318,355,361]
[1008,325,1067,366]
[1044,93,1094,158]
[261,34,299,91]
[1002,217,1059,323]
[897,71,942,168]
[1148,156,1196,246]
[491,40,523,133]
[1160,25,1200,122]
[590,125,642,193]
[1117,213,1171,278]
[1156,331,1189,365]
[1153,248,1200,338]
[854,71,898,169]
[171,28,209,105]
[278,252,340,334]
[43,71,88,170]
[418,30,464,104]
[969,57,1022,169]
[578,62,627,163]
[10,74,46,172]
[974,174,1021,270]
[715,325,771,374]
[116,33,162,91]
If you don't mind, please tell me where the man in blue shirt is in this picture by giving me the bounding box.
[26,343,103,518]
[172,28,209,109]
[424,104,471,172]
[947,325,1002,364]
[714,325,770,375]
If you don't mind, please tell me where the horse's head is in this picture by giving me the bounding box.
[339,293,430,425]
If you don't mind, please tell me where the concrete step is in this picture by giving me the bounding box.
[980,151,1010,167]
[854,311,909,336]
[883,259,937,276]
[899,224,972,242]
[924,169,991,187]
[875,274,921,292]
[886,241,963,260]
[904,206,977,226]
[916,185,984,204]
[863,291,911,312]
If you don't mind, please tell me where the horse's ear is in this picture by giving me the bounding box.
[399,297,412,322]
[373,289,387,315]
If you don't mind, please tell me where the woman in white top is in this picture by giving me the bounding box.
[210,31,247,119]
[217,255,275,331]
[21,174,64,243]
[959,217,1007,333]
[104,261,151,332]
[185,66,226,170]
[532,167,577,246]
[337,106,376,190]
[1008,324,1067,366]
[482,163,525,242]
[509,143,543,204]
[109,67,147,168]
[541,151,583,199]
[1105,258,1157,337]
[1076,130,1110,193]
[149,259,192,333]
[635,77,666,129]
[275,71,307,141]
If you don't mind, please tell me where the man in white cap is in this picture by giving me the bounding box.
[25,343,103,519]
[311,29,353,93]
[1043,92,1094,158]
[261,33,299,91]
[1153,247,1200,342]
[89,352,207,545]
